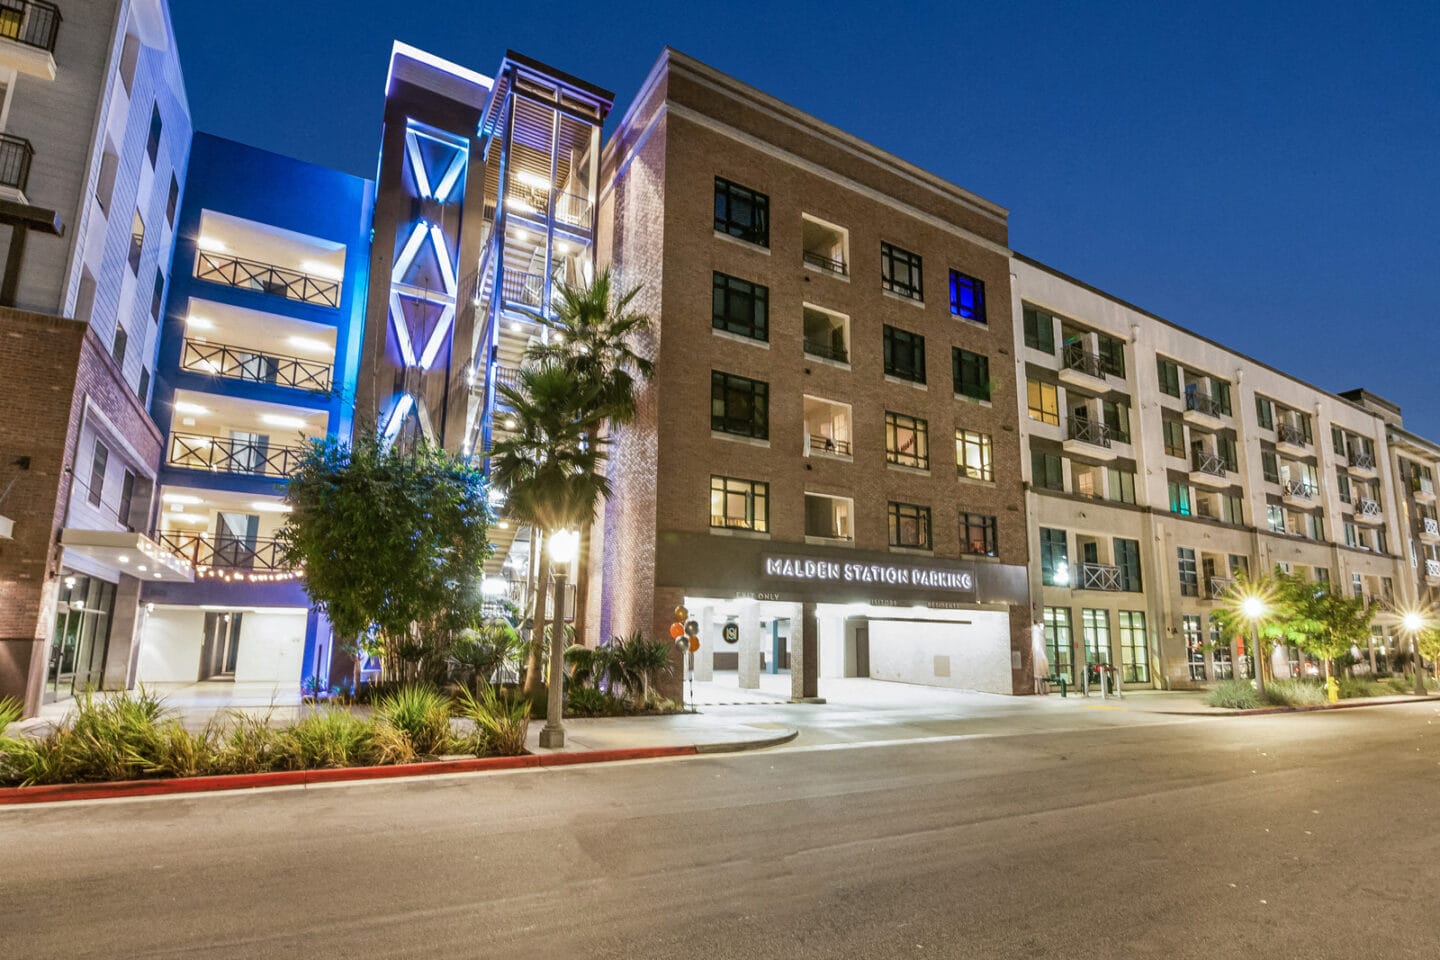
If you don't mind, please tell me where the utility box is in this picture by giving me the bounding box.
[0,515,13,540]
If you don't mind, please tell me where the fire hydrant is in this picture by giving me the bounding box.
[1326,676,1340,704]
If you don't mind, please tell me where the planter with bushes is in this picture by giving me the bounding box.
[1204,675,1429,710]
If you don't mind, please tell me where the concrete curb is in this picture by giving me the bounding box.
[1162,695,1435,717]
[0,734,793,807]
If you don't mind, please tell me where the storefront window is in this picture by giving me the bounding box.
[1043,607,1073,682]
[47,573,117,701]
[1118,610,1149,684]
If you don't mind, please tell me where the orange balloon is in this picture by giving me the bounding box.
[669,622,685,639]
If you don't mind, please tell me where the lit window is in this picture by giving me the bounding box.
[949,270,985,323]
[887,501,932,549]
[886,412,929,470]
[960,512,997,557]
[956,428,993,482]
[1027,379,1059,425]
[710,476,768,532]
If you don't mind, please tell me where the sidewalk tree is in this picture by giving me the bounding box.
[1272,570,1374,683]
[278,431,491,687]
[1213,571,1295,685]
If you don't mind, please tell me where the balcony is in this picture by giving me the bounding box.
[167,434,308,479]
[181,339,332,393]
[804,493,854,543]
[1057,342,1110,393]
[1076,562,1121,592]
[807,435,851,457]
[0,0,60,80]
[1062,418,1117,461]
[1346,450,1378,479]
[1412,476,1436,504]
[486,364,523,403]
[0,132,33,196]
[1189,451,1230,489]
[1206,575,1235,601]
[802,215,849,278]
[802,305,849,366]
[1353,497,1383,525]
[1282,479,1317,507]
[802,251,847,276]
[1427,559,1440,586]
[158,532,292,574]
[803,395,852,461]
[1182,391,1226,430]
[501,270,545,309]
[195,250,340,308]
[1419,517,1440,543]
[1276,423,1309,457]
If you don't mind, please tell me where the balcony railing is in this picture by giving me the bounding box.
[1277,423,1308,448]
[1191,451,1227,477]
[808,434,851,457]
[803,338,848,363]
[1185,392,1225,418]
[0,1,60,53]
[1077,562,1121,592]
[1412,475,1436,498]
[0,132,33,193]
[1207,575,1235,600]
[1356,497,1382,518]
[181,339,332,392]
[195,250,341,308]
[1062,343,1106,379]
[1427,559,1440,580]
[167,433,308,478]
[803,250,848,276]
[1067,418,1113,449]
[1348,451,1376,471]
[1284,479,1317,500]
[158,532,292,573]
[1420,517,1440,539]
[555,191,592,229]
[501,270,544,309]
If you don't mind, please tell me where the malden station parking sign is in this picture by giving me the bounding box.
[760,554,976,596]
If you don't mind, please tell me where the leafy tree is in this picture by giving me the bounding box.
[1211,571,1296,688]
[451,619,524,695]
[278,431,491,687]
[1273,570,1374,682]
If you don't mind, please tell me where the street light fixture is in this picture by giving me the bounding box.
[538,529,580,748]
[1239,592,1268,696]
[1400,609,1428,697]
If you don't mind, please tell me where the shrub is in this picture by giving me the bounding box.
[1262,679,1327,707]
[564,644,596,688]
[1206,679,1261,710]
[0,696,21,731]
[455,684,530,756]
[565,686,626,718]
[1337,677,1387,700]
[605,632,676,706]
[20,689,174,784]
[1383,675,1434,694]
[150,720,220,779]
[274,709,414,770]
[374,683,454,755]
[210,711,283,774]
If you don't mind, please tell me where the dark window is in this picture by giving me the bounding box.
[1337,470,1351,504]
[1218,434,1238,472]
[1177,547,1199,597]
[117,470,137,528]
[151,269,165,322]
[137,367,150,405]
[166,174,180,227]
[1096,334,1126,377]
[1040,527,1069,585]
[710,475,769,532]
[714,177,768,246]
[1114,538,1142,591]
[960,512,997,557]
[1032,450,1064,491]
[1162,418,1186,457]
[1108,468,1137,504]
[1157,357,1180,397]
[711,272,768,341]
[87,442,109,507]
[888,501,932,549]
[710,371,768,440]
[112,325,128,365]
[129,211,144,274]
[1102,399,1130,443]
[1023,305,1055,353]
[1256,396,1274,429]
[146,104,162,166]
[885,412,929,470]
[952,348,989,400]
[949,270,985,323]
[883,324,926,383]
[880,242,923,301]
[1119,611,1150,683]
[1261,450,1279,483]
[1212,380,1232,416]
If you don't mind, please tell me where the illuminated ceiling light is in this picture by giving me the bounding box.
[300,260,344,281]
[498,520,510,530]
[137,565,148,572]
[197,237,227,253]
[511,228,531,243]
[162,493,203,505]
[506,196,535,214]
[174,401,209,416]
[555,241,570,254]
[503,417,517,430]
[510,321,524,332]
[117,555,130,564]
[515,170,551,191]
[153,571,163,579]
[287,335,331,354]
[260,414,307,429]
[186,315,214,330]
[250,502,293,514]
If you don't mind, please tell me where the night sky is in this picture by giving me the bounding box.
[171,1,1440,436]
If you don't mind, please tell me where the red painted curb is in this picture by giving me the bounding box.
[0,744,703,806]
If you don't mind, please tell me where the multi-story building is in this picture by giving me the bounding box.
[0,0,193,714]
[1012,256,1408,688]
[138,133,372,694]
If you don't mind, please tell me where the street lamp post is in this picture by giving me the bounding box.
[1241,595,1267,696]
[538,529,579,748]
[1402,611,1427,698]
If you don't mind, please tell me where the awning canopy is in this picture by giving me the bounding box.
[59,529,195,583]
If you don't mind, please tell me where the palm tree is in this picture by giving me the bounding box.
[490,362,610,695]
[523,270,653,647]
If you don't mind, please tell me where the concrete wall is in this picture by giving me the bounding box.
[867,613,1013,694]
[134,606,204,681]
[232,610,305,684]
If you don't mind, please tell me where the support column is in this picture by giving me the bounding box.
[693,605,713,681]
[737,600,760,690]
[791,601,821,702]
[102,575,143,691]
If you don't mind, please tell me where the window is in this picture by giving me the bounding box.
[146,104,163,166]
[1212,380,1232,416]
[1261,450,1280,483]
[112,325,128,365]
[885,412,929,470]
[960,512,998,557]
[1223,493,1244,525]
[1040,527,1069,586]
[1096,333,1125,378]
[1344,521,1359,548]
[87,442,109,507]
[1184,614,1205,681]
[129,210,145,274]
[1168,481,1191,516]
[804,494,853,540]
[1156,357,1181,397]
[952,348,989,400]
[117,470,137,528]
[888,501,932,549]
[1082,609,1112,670]
[1305,513,1325,541]
[713,177,768,246]
[1256,396,1274,429]
[1114,538,1142,591]
[1107,468,1136,504]
[712,273,768,341]
[1218,434,1238,472]
[1331,426,1345,455]
[956,428,993,482]
[883,325,926,383]
[137,367,150,405]
[1162,419,1186,458]
[1177,547,1199,596]
[881,242,923,301]
[1026,378,1059,425]
[151,269,166,322]
[1267,503,1285,533]
[1337,470,1351,504]
[710,371,768,439]
[1023,306,1055,353]
[710,476,769,532]
[166,174,180,227]
[1044,607,1074,682]
[1101,399,1131,443]
[1211,619,1234,679]
[1032,450,1064,491]
[1118,611,1150,683]
[949,270,985,323]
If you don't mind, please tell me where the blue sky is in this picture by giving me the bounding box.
[171,1,1440,435]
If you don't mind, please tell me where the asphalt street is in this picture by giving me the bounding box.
[5,694,1440,959]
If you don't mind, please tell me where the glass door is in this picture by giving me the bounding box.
[46,574,116,701]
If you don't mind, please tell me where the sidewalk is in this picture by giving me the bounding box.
[526,713,798,755]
